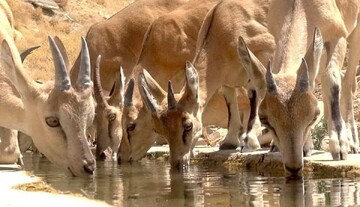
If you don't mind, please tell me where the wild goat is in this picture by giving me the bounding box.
[118,0,221,164]
[237,0,360,175]
[93,55,125,161]
[0,28,96,176]
[0,0,22,164]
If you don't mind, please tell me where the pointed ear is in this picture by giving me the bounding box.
[54,36,70,71]
[237,36,267,97]
[295,58,310,92]
[1,39,36,98]
[304,27,323,90]
[184,61,200,104]
[266,60,278,95]
[139,73,159,114]
[108,67,125,106]
[142,69,166,101]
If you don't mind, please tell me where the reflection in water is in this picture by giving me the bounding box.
[22,153,360,207]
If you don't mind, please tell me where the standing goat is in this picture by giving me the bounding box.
[140,0,275,169]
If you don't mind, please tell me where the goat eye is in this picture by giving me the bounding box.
[312,116,318,122]
[310,115,319,125]
[260,117,269,125]
[127,123,136,132]
[45,117,60,127]
[184,123,193,132]
[108,113,116,122]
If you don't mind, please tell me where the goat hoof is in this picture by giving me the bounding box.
[350,146,358,154]
[269,145,279,152]
[98,152,106,161]
[303,149,312,157]
[340,151,348,160]
[17,157,24,166]
[219,143,237,150]
[331,152,340,161]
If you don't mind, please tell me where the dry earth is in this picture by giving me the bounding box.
[9,0,132,80]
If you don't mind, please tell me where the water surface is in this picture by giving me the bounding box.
[22,153,360,207]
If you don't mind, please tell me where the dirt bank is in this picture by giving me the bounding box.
[146,146,360,178]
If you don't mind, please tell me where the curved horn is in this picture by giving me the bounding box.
[54,36,70,70]
[295,58,309,92]
[20,45,40,63]
[124,78,135,107]
[76,37,92,89]
[48,36,71,91]
[109,67,125,106]
[266,60,277,95]
[167,81,177,110]
[93,55,108,107]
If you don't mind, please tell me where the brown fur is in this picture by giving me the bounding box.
[139,63,202,169]
[70,0,189,91]
[69,0,189,161]
[0,13,96,177]
[239,0,360,175]
[190,0,275,150]
[119,0,220,162]
[0,0,21,164]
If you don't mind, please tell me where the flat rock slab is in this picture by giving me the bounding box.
[25,0,60,10]
[147,146,360,177]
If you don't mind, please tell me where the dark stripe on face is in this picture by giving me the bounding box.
[182,131,187,145]
[224,95,231,128]
[330,85,342,133]
[127,131,132,145]
[108,121,113,140]
[247,90,257,132]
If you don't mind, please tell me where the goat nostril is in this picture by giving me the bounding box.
[99,152,106,160]
[84,165,94,175]
[285,165,302,174]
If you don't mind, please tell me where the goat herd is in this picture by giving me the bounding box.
[0,0,359,177]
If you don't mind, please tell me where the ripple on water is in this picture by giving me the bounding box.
[22,153,360,207]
